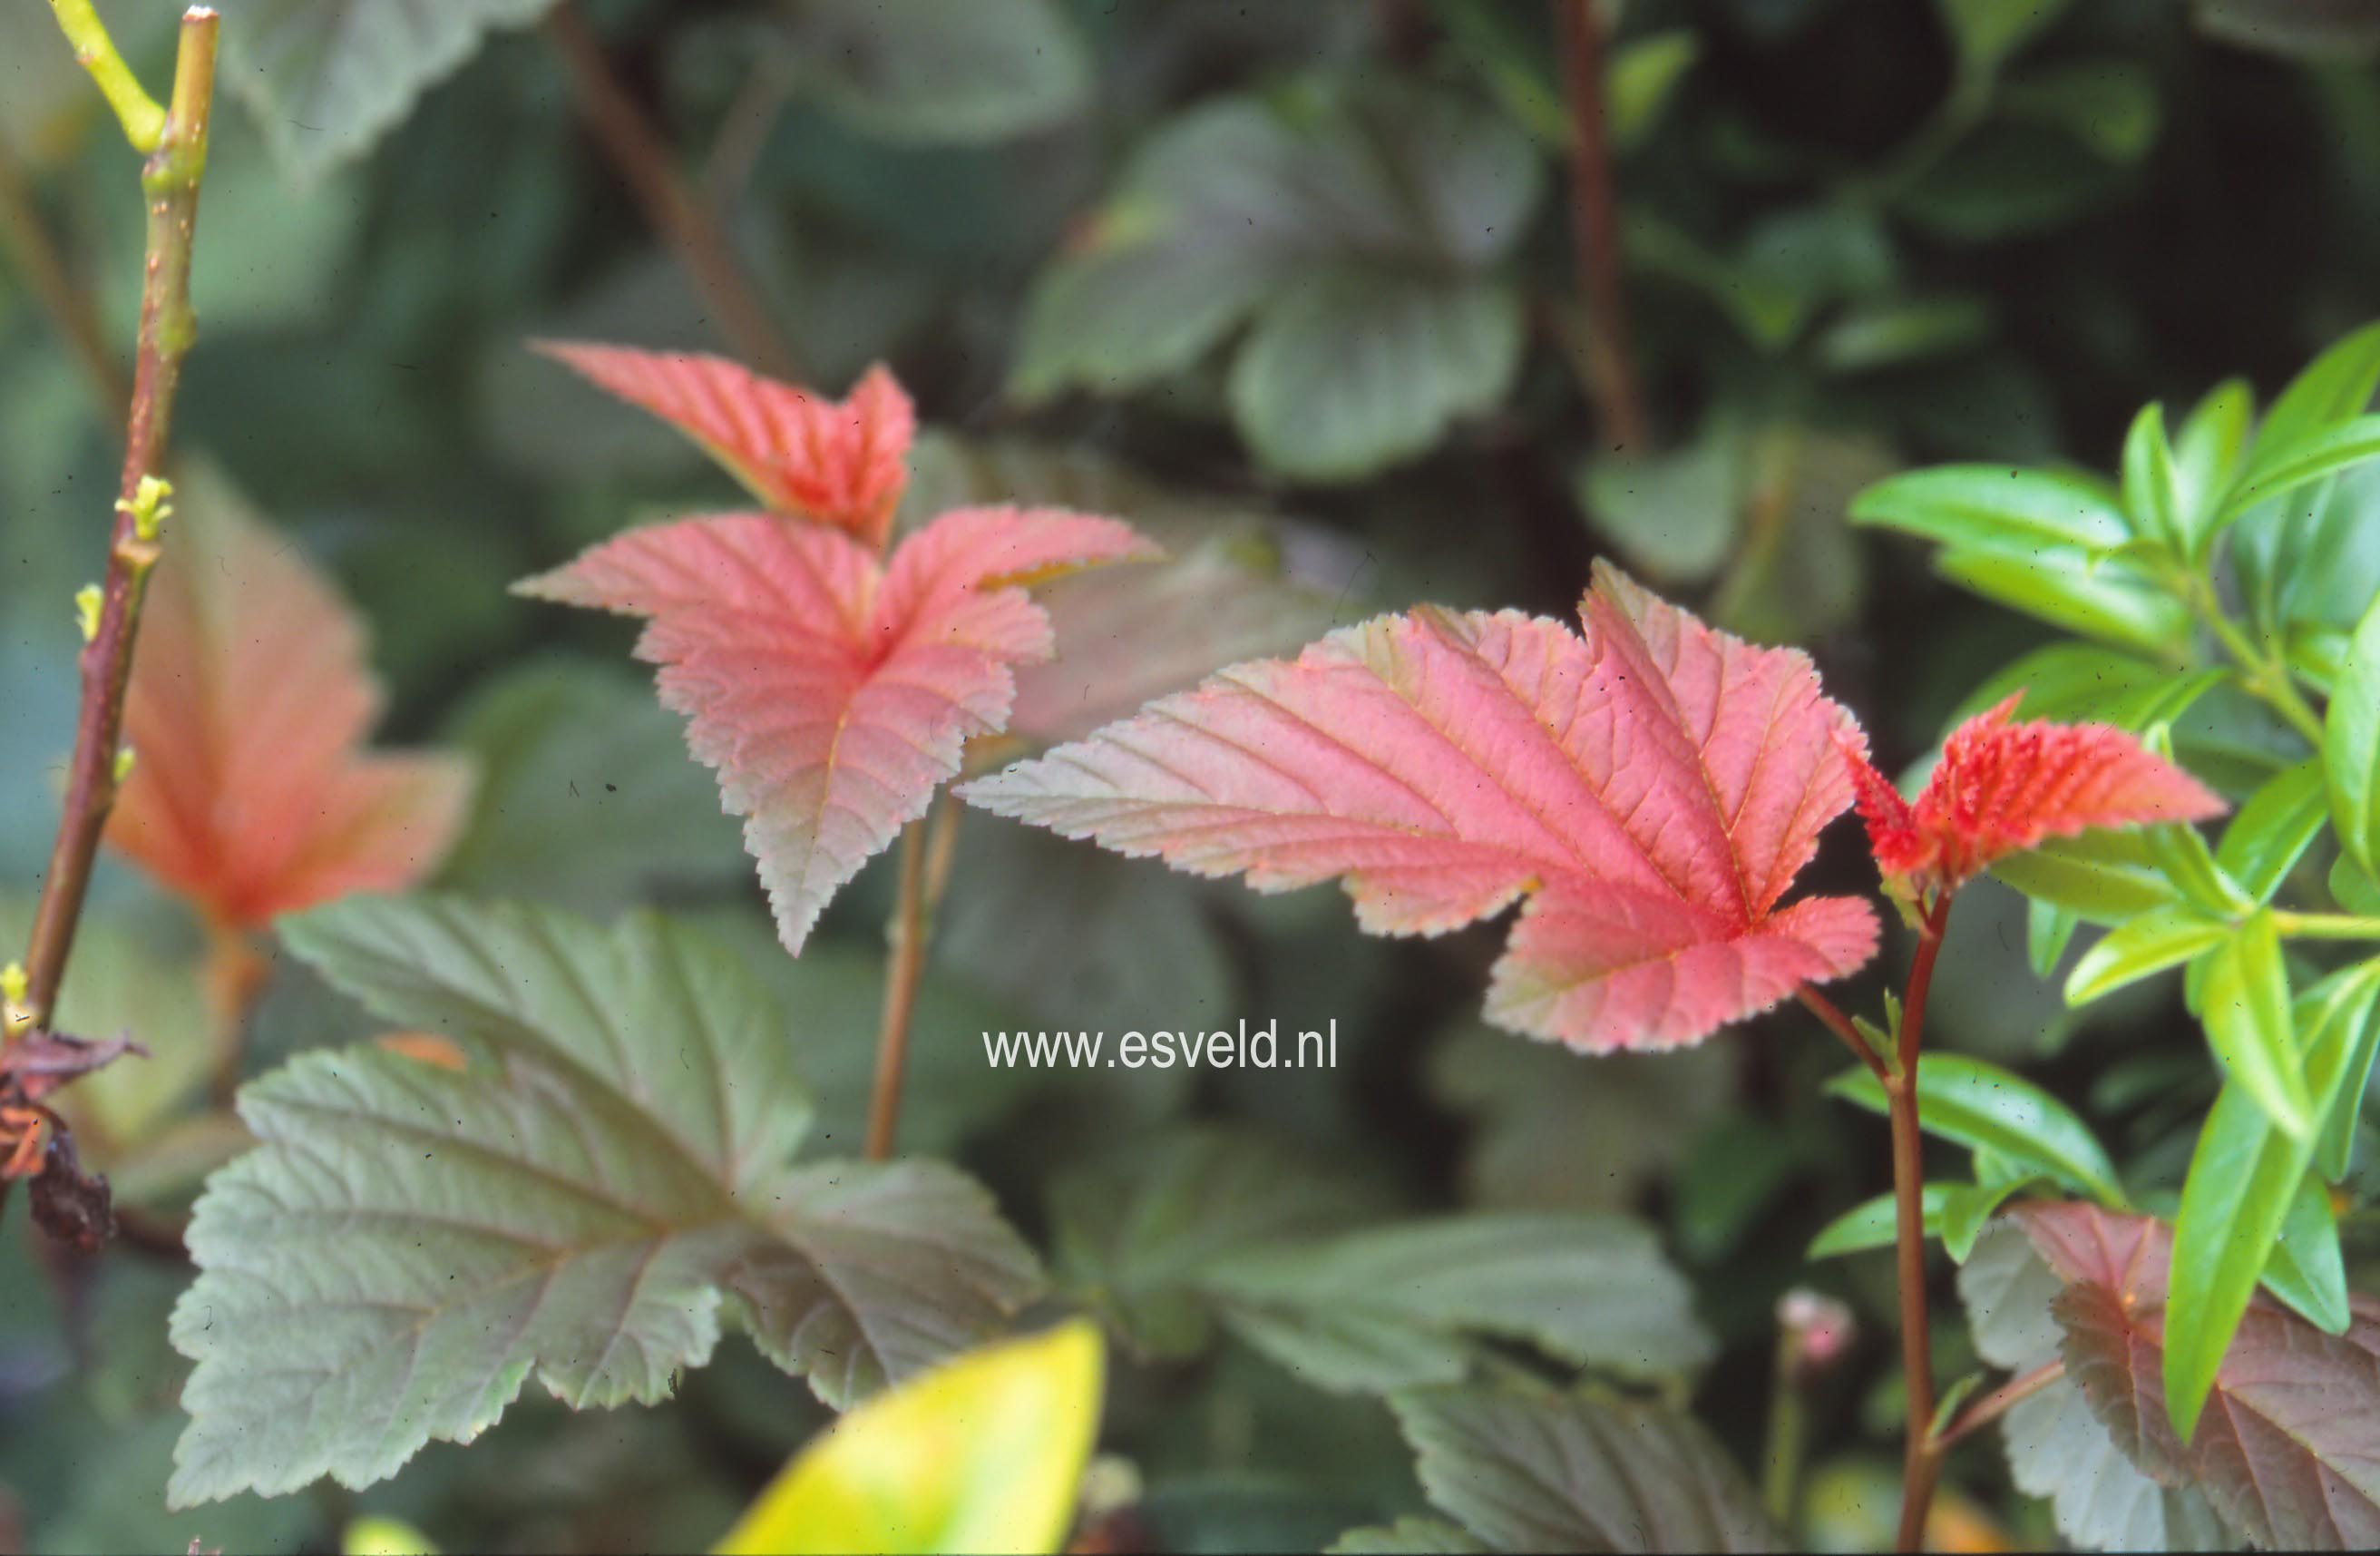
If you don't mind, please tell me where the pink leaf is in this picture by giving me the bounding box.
[535,341,915,548]
[961,561,1878,1052]
[1839,693,2226,896]
[108,468,474,928]
[518,505,1155,953]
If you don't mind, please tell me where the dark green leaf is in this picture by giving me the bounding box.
[1807,1185,1952,1259]
[1392,1387,1775,1552]
[779,0,1089,143]
[169,898,1042,1505]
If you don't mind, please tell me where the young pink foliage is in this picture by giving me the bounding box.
[108,470,474,929]
[518,505,1155,954]
[536,341,914,549]
[961,561,1879,1052]
[1838,693,2226,898]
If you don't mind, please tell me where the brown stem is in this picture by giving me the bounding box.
[1554,0,1648,452]
[1893,893,1953,1553]
[543,2,802,382]
[16,8,217,1035]
[1931,1358,2064,1453]
[0,132,124,416]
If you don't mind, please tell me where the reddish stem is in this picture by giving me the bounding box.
[16,8,216,1034]
[1554,0,1649,452]
[1892,892,1953,1553]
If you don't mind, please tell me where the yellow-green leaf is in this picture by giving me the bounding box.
[715,1321,1105,1556]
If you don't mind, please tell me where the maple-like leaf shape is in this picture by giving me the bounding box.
[2014,1201,2380,1551]
[108,469,474,929]
[960,561,1879,1052]
[1839,693,2226,897]
[537,340,914,548]
[517,505,1156,954]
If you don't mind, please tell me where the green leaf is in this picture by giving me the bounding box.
[1577,418,1742,585]
[2171,378,2255,551]
[214,0,557,187]
[1953,642,2211,729]
[2221,413,2380,525]
[2328,592,2380,876]
[2333,855,2380,915]
[1807,1184,1952,1260]
[2199,910,2314,1138]
[1813,295,1992,374]
[714,1321,1103,1556]
[2028,896,2080,979]
[438,658,749,909]
[1849,465,2128,555]
[2311,961,2380,1180]
[2216,759,2330,903]
[1936,0,2076,75]
[1205,1215,1715,1391]
[1229,271,1523,484]
[779,0,1090,143]
[1328,1519,1492,1555]
[1390,1387,1776,1552]
[2261,1174,2349,1334]
[2000,58,2161,163]
[1940,1173,2046,1262]
[2252,321,2380,462]
[2122,403,2185,548]
[2141,815,2253,917]
[1934,548,2191,657]
[1992,830,2180,925]
[169,898,1042,1506]
[1606,32,1698,150]
[2065,905,2229,1005]
[1827,1053,2124,1203]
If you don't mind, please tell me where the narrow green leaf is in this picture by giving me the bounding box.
[2261,1174,2348,1335]
[2171,377,2253,552]
[2200,910,2314,1138]
[1606,32,1698,149]
[2121,402,2184,548]
[2167,1075,2312,1442]
[2312,961,2380,1181]
[2027,896,2078,978]
[2326,592,2380,876]
[1806,1185,1951,1259]
[2332,856,2380,915]
[2064,905,2229,1005]
[2252,320,2380,460]
[1848,465,2127,554]
[2223,413,2380,524]
[1940,1173,2045,1262]
[2142,820,2253,915]
[1826,1054,2124,1204]
[1991,830,2179,925]
[2216,759,2330,904]
[1936,547,2190,658]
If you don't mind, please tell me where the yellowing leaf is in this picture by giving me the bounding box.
[715,1320,1104,1556]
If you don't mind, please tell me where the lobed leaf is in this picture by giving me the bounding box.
[168,897,1042,1506]
[519,505,1155,953]
[964,562,1878,1052]
[108,465,473,928]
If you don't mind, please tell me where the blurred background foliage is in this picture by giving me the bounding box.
[3,0,2379,1550]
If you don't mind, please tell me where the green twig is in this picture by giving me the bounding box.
[2272,910,2380,941]
[2183,572,2326,744]
[47,0,167,152]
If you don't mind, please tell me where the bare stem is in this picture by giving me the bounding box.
[16,7,217,1036]
[866,798,961,1160]
[1893,892,1953,1554]
[543,2,802,382]
[0,132,125,416]
[1554,0,1648,452]
[1795,984,1887,1082]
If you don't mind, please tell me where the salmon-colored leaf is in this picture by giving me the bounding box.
[961,561,1878,1052]
[108,468,474,928]
[517,505,1154,954]
[1840,694,2226,897]
[536,341,914,547]
[2014,1201,2380,1551]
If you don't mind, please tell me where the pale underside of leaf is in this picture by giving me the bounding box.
[518,505,1153,952]
[963,563,1876,1050]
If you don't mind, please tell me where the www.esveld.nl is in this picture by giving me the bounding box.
[981,1019,1339,1069]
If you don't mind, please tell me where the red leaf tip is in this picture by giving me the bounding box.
[535,340,914,547]
[1853,691,2227,898]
